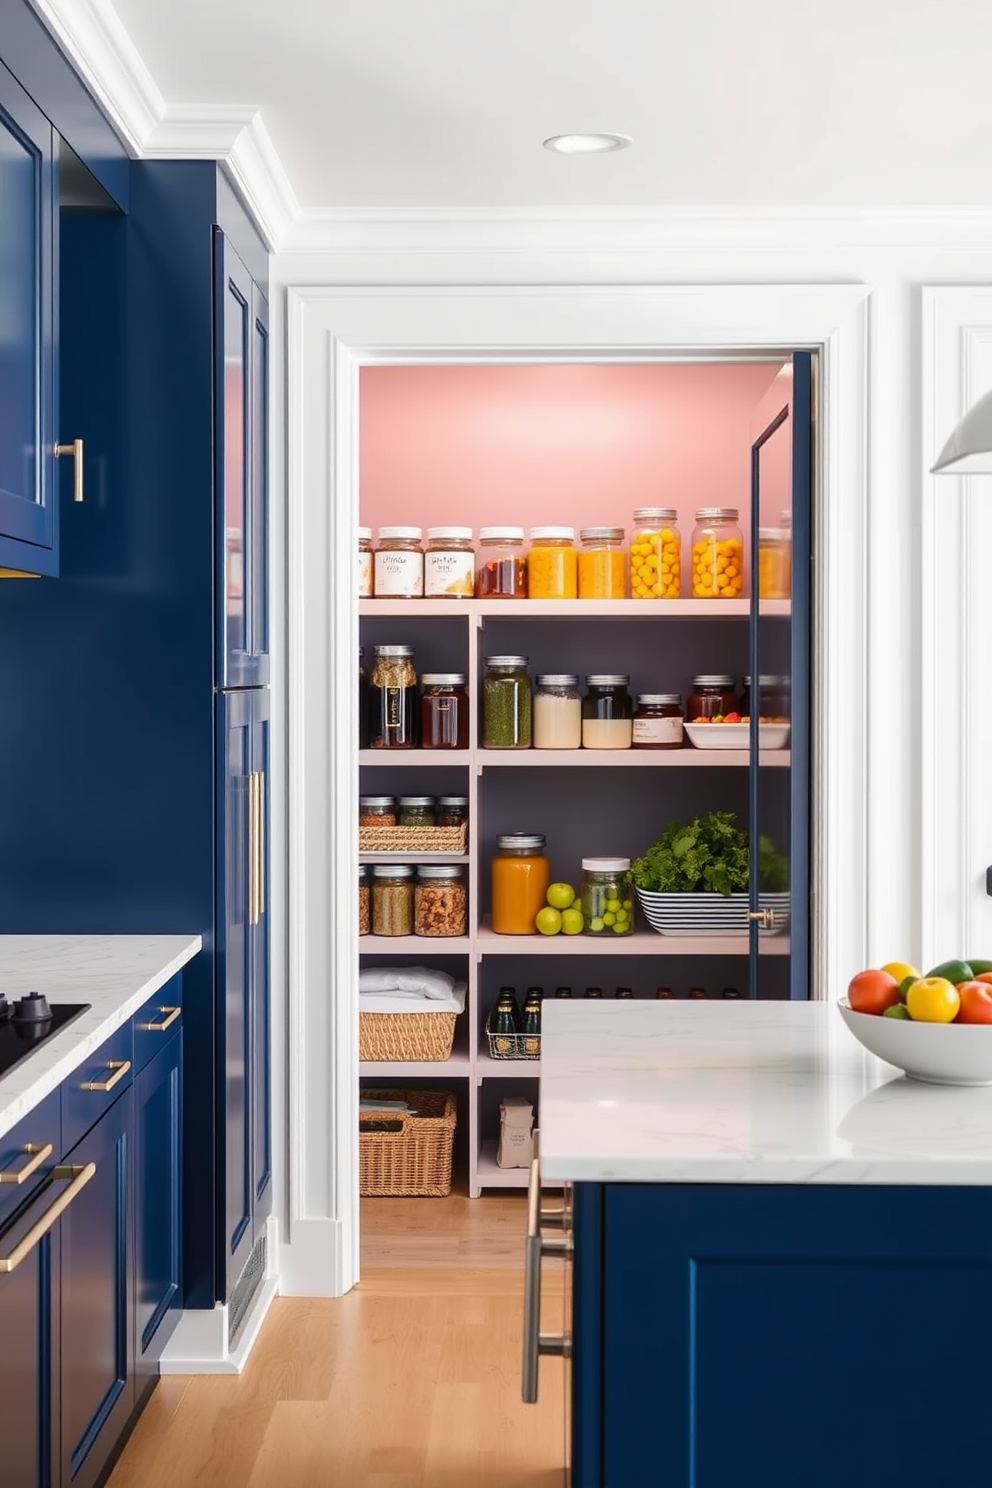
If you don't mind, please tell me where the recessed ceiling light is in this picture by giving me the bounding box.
[542,133,633,154]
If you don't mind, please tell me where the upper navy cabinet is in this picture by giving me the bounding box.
[0,59,57,575]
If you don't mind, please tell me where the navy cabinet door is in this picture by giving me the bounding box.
[60,1090,133,1488]
[0,1211,57,1487]
[215,231,269,687]
[0,59,57,575]
[133,1031,182,1384]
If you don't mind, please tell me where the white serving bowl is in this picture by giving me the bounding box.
[838,998,992,1086]
[684,722,790,750]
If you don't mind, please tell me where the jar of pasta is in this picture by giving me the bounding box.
[527,527,577,600]
[629,507,681,598]
[578,528,626,599]
[358,866,370,936]
[415,865,468,936]
[374,527,424,598]
[491,833,550,935]
[475,526,527,597]
[425,527,475,598]
[691,508,743,599]
[371,865,415,936]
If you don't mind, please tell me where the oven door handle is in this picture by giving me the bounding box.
[522,1145,572,1404]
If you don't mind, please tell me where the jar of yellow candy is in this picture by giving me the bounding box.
[527,526,578,599]
[629,507,681,599]
[691,507,744,599]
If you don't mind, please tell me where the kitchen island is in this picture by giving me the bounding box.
[537,999,992,1488]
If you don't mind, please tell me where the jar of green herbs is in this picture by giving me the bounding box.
[482,655,532,749]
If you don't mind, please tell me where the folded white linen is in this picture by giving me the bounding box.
[358,981,467,1015]
[358,965,457,998]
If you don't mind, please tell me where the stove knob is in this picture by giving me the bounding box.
[12,991,53,1022]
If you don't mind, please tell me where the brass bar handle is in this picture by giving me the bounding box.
[522,1156,543,1404]
[248,771,259,926]
[258,769,266,919]
[0,1163,96,1273]
[141,1006,181,1032]
[0,1143,54,1186]
[55,438,84,502]
[81,1059,131,1092]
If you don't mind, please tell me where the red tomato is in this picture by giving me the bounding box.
[847,968,901,1016]
[955,981,992,1024]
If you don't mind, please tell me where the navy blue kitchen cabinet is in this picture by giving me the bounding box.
[572,1182,992,1488]
[133,995,183,1392]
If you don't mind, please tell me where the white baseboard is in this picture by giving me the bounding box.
[160,1217,281,1374]
[276,1216,356,1296]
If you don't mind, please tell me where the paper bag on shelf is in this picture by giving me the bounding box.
[497,1095,534,1168]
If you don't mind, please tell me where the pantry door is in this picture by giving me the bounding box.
[748,352,813,1000]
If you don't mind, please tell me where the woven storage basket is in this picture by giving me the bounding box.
[359,1088,457,1197]
[358,822,468,855]
[359,1010,457,1062]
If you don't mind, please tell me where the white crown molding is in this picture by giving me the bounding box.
[28,0,164,150]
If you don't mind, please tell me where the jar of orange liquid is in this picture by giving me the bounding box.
[578,527,626,598]
[527,527,577,599]
[491,832,550,934]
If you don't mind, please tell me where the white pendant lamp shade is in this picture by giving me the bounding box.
[932,387,992,474]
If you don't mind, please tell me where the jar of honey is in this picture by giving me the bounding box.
[527,527,577,600]
[491,832,550,935]
[687,675,738,721]
[578,528,626,598]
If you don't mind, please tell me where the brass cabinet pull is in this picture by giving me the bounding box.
[248,770,259,926]
[747,908,775,930]
[0,1143,54,1186]
[81,1060,131,1093]
[257,769,266,919]
[55,438,84,502]
[522,1149,572,1405]
[0,1163,96,1273]
[141,1006,181,1032]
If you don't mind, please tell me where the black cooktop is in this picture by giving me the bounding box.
[0,995,91,1081]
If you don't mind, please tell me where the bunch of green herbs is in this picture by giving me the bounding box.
[631,811,788,897]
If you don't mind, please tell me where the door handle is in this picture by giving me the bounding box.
[0,1143,53,1186]
[82,1060,131,1092]
[141,1006,181,1032]
[55,438,84,502]
[0,1163,96,1273]
[522,1150,572,1405]
[248,771,260,926]
[257,769,266,918]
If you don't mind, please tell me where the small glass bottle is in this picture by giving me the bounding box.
[655,987,675,999]
[554,986,573,999]
[374,527,424,599]
[614,987,634,999]
[527,527,578,600]
[578,527,626,599]
[434,795,468,828]
[722,987,743,999]
[358,865,370,937]
[758,528,790,600]
[491,988,519,1055]
[687,674,739,722]
[580,857,633,936]
[371,865,415,936]
[415,864,467,936]
[358,646,369,749]
[475,526,527,597]
[584,987,604,999]
[632,694,683,750]
[420,673,469,749]
[629,507,681,599]
[688,987,709,999]
[691,508,744,599]
[425,526,475,598]
[490,832,550,934]
[358,526,373,598]
[396,795,436,827]
[369,644,418,748]
[521,988,542,1056]
[581,675,633,749]
[359,795,397,827]
[533,673,581,749]
[482,655,532,749]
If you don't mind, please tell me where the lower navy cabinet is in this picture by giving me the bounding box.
[133,1029,183,1389]
[0,1213,58,1488]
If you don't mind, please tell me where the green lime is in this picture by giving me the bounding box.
[883,1004,911,1019]
[898,974,918,1002]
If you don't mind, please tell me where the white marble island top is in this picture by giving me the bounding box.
[538,999,992,1186]
[0,934,202,1137]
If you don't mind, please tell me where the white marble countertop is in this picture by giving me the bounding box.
[0,934,202,1137]
[538,999,992,1185]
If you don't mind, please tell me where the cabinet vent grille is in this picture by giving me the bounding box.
[228,1233,266,1348]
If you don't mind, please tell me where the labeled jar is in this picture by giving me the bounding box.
[758,528,791,600]
[415,864,467,937]
[358,646,369,749]
[358,866,370,936]
[527,527,578,600]
[434,795,468,828]
[397,795,436,827]
[359,795,397,827]
[483,655,532,749]
[420,673,469,749]
[581,674,633,749]
[630,507,681,599]
[691,508,744,599]
[491,832,550,935]
[425,526,475,599]
[369,644,418,748]
[688,675,738,722]
[632,694,684,749]
[578,527,626,599]
[374,527,424,599]
[533,673,582,749]
[371,865,415,936]
[475,526,527,598]
[358,526,373,598]
[580,857,633,937]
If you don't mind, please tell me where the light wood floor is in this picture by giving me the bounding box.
[108,1195,567,1488]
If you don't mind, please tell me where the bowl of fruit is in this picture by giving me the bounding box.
[838,958,992,1085]
[684,712,790,750]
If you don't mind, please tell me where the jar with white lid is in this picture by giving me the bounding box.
[425,526,475,598]
[580,857,633,936]
[476,526,527,598]
[374,526,424,598]
[691,508,743,599]
[578,528,626,599]
[358,526,373,597]
[527,526,577,600]
[630,507,681,599]
[533,674,581,749]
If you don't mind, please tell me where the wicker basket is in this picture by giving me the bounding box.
[359,1088,457,1197]
[359,1010,457,1062]
[359,822,468,855]
[485,1008,540,1060]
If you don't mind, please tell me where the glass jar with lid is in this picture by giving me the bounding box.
[475,526,527,597]
[397,795,436,827]
[420,673,469,749]
[527,527,578,600]
[434,795,468,828]
[630,507,681,599]
[740,675,790,721]
[533,673,582,749]
[369,644,418,748]
[491,833,550,935]
[415,864,468,937]
[578,528,626,599]
[581,675,633,749]
[425,527,475,598]
[580,857,633,937]
[687,675,739,722]
[358,646,369,749]
[358,526,373,598]
[358,865,370,936]
[691,508,744,599]
[374,527,424,598]
[632,694,684,749]
[371,865,415,936]
[757,529,790,600]
[482,655,532,749]
[359,794,397,827]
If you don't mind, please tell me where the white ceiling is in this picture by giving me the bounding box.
[58,0,992,219]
